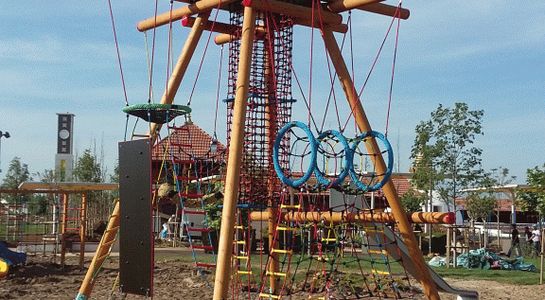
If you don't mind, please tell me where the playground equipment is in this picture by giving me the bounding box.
[79,0,480,299]
[7,182,117,268]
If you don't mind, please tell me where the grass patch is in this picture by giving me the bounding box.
[431,257,542,285]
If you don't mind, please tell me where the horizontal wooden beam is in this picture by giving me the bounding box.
[250,211,455,224]
[137,0,237,32]
[17,182,118,192]
[182,16,239,35]
[327,0,383,13]
[243,0,343,25]
[213,19,347,46]
[356,2,410,20]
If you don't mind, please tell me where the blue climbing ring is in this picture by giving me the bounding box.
[314,130,351,188]
[348,130,394,192]
[273,121,317,188]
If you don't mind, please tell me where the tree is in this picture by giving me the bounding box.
[410,102,484,211]
[73,149,102,182]
[400,189,426,213]
[465,191,496,222]
[26,169,57,215]
[1,157,32,203]
[519,164,545,217]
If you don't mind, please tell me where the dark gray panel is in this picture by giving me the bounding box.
[119,139,153,296]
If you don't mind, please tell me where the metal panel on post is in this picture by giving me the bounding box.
[119,139,153,297]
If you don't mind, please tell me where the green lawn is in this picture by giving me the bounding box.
[431,257,542,285]
[155,249,543,286]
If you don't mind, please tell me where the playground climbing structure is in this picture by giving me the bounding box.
[78,0,481,299]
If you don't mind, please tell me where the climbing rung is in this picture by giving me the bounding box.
[266,271,287,277]
[233,240,246,244]
[276,226,297,231]
[195,262,216,269]
[235,256,249,260]
[182,209,206,215]
[192,245,214,251]
[321,238,337,242]
[271,248,292,255]
[237,270,253,275]
[259,293,280,299]
[280,204,300,210]
[371,269,390,275]
[234,225,244,230]
[368,249,387,255]
[187,227,211,233]
[365,229,383,233]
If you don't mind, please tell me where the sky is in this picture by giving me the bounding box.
[0,1,543,184]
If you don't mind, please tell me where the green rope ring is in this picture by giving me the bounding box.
[122,103,192,124]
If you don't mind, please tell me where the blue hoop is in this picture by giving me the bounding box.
[348,131,394,192]
[273,121,318,188]
[314,130,351,188]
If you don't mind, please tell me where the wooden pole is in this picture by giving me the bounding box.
[264,40,280,293]
[212,5,257,300]
[539,228,544,284]
[148,12,210,143]
[213,21,347,45]
[250,211,456,224]
[79,193,87,269]
[355,2,410,19]
[137,0,236,32]
[214,28,267,45]
[76,201,121,300]
[327,0,383,12]
[321,29,440,300]
[61,193,68,267]
[243,0,342,25]
[446,226,451,269]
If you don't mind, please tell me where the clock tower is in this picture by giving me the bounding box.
[55,113,75,181]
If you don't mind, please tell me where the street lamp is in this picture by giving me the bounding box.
[0,130,11,173]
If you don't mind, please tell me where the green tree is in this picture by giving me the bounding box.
[410,102,484,211]
[26,169,57,215]
[1,157,32,203]
[400,189,426,213]
[465,191,496,222]
[519,164,545,216]
[73,149,102,182]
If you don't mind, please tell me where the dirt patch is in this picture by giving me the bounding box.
[0,255,543,299]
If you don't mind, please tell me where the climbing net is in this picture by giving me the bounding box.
[255,189,417,299]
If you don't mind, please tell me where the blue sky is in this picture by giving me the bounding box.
[0,1,543,183]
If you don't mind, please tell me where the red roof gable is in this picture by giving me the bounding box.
[151,122,226,162]
[391,175,412,196]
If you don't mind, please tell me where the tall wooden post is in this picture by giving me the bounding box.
[321,29,440,300]
[213,5,257,300]
[148,12,211,143]
[76,201,121,300]
[79,193,87,269]
[263,35,280,293]
[60,193,68,267]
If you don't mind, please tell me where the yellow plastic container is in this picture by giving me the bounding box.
[0,258,9,278]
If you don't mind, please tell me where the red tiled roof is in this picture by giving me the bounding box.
[151,122,226,162]
[390,175,412,196]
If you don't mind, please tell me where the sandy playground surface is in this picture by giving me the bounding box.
[0,253,544,300]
